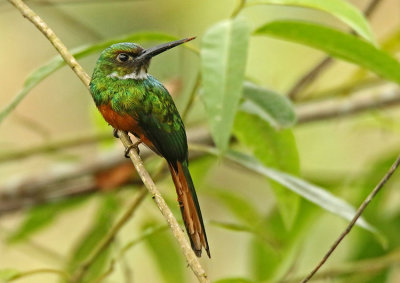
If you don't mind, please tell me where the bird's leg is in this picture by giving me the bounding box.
[125,139,142,158]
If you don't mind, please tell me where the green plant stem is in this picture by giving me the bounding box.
[182,73,201,120]
[231,0,246,18]
[10,268,70,282]
[71,188,147,282]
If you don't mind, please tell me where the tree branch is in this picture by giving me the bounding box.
[8,0,208,281]
[301,154,400,283]
[296,86,400,124]
[287,0,384,101]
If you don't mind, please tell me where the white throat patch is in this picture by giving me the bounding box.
[108,68,148,80]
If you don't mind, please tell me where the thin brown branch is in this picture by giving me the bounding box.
[280,248,400,282]
[287,57,333,101]
[301,154,400,283]
[117,131,209,282]
[287,0,384,101]
[8,0,209,281]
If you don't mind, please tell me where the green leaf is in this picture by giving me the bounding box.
[201,17,250,153]
[0,269,20,282]
[214,278,254,283]
[225,150,376,232]
[8,196,88,243]
[0,32,197,125]
[211,221,255,233]
[209,189,262,224]
[142,221,185,283]
[234,112,300,228]
[242,82,296,128]
[119,225,168,256]
[256,21,400,84]
[65,194,120,283]
[247,0,375,43]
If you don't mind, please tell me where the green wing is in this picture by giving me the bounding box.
[135,76,188,163]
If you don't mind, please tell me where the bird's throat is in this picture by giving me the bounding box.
[107,67,148,80]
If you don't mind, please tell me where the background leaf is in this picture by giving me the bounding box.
[256,21,400,84]
[0,269,20,282]
[8,196,88,243]
[234,111,300,228]
[225,150,376,232]
[201,17,250,153]
[142,221,185,283]
[209,189,262,224]
[64,194,120,283]
[247,0,375,42]
[241,82,296,128]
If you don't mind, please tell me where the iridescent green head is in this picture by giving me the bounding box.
[91,37,195,80]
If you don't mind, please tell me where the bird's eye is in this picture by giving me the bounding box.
[117,53,130,62]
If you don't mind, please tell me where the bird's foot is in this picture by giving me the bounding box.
[125,140,142,158]
[113,128,119,138]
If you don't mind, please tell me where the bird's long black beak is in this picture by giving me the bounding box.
[137,37,196,61]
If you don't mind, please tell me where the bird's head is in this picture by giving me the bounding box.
[92,37,195,80]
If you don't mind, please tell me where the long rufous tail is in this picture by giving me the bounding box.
[168,160,210,258]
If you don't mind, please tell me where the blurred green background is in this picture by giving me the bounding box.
[1,0,400,282]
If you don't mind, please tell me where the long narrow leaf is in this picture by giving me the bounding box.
[256,21,400,84]
[226,150,375,232]
[247,0,374,43]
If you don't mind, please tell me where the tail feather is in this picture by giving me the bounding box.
[168,161,210,258]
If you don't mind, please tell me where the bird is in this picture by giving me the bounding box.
[89,38,210,257]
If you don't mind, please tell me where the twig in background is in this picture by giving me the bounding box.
[7,0,209,281]
[71,188,147,282]
[296,86,400,124]
[0,127,211,214]
[287,0,384,101]
[301,154,400,283]
[0,132,111,162]
[280,248,400,282]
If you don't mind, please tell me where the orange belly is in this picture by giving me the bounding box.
[98,104,156,151]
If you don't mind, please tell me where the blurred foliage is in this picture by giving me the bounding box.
[1,0,400,282]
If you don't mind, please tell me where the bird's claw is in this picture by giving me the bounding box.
[125,140,142,158]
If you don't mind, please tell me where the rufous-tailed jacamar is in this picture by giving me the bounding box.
[89,38,210,257]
